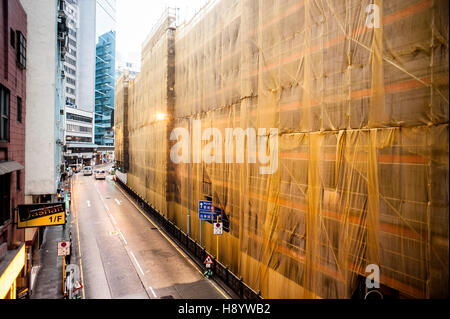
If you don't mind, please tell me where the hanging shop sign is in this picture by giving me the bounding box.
[17,203,65,229]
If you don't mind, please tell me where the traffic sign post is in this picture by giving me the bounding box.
[198,200,221,221]
[203,255,214,278]
[214,222,223,235]
[58,241,70,296]
[198,200,212,220]
[58,241,70,256]
[203,255,214,268]
[216,216,220,260]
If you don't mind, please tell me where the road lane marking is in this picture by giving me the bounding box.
[110,214,117,225]
[87,200,91,207]
[130,251,145,275]
[114,198,121,206]
[149,287,157,298]
[119,230,128,245]
[115,185,230,299]
[96,186,111,212]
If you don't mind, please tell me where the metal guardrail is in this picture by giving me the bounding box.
[115,178,262,300]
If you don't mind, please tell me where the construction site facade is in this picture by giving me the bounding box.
[115,0,449,299]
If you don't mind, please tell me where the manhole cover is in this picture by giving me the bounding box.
[160,295,174,299]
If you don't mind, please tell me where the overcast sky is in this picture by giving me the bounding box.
[116,0,208,70]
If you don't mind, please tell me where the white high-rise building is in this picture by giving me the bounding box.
[20,0,67,201]
[63,0,97,166]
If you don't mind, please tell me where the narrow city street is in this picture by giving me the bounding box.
[71,168,230,299]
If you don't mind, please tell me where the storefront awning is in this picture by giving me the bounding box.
[0,161,24,176]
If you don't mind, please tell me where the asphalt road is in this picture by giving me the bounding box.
[71,169,230,299]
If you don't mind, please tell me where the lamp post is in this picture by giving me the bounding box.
[187,118,191,237]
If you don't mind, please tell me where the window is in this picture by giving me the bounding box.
[66,112,93,124]
[17,96,22,123]
[16,31,26,69]
[10,28,15,48]
[0,85,10,141]
[67,124,92,133]
[16,170,21,191]
[64,65,76,76]
[0,173,11,225]
[69,38,76,47]
[66,97,76,106]
[69,28,77,38]
[66,56,76,67]
[66,135,92,143]
[66,77,76,86]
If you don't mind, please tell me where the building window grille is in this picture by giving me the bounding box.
[17,96,22,123]
[16,31,26,69]
[0,85,10,141]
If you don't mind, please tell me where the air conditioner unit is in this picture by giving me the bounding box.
[60,47,67,60]
[58,9,66,19]
[58,32,66,41]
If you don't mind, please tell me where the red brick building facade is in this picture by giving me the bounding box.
[0,0,27,299]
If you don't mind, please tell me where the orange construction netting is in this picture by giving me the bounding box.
[115,0,449,298]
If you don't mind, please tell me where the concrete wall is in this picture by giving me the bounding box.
[20,0,59,196]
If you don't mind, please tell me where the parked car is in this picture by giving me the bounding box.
[94,169,106,180]
[83,166,93,176]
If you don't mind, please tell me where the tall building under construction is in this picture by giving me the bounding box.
[115,0,449,299]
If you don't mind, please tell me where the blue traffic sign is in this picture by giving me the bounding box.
[199,200,221,221]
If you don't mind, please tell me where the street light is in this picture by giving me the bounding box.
[156,113,168,122]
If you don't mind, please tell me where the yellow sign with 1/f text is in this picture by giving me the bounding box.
[17,203,66,229]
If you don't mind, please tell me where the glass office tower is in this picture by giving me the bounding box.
[94,30,116,146]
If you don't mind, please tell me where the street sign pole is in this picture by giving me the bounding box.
[58,241,70,296]
[62,255,66,296]
[216,215,219,260]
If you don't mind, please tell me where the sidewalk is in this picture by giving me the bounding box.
[31,226,65,298]
[31,201,72,299]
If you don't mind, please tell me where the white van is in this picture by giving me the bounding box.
[94,169,106,180]
[83,166,93,176]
